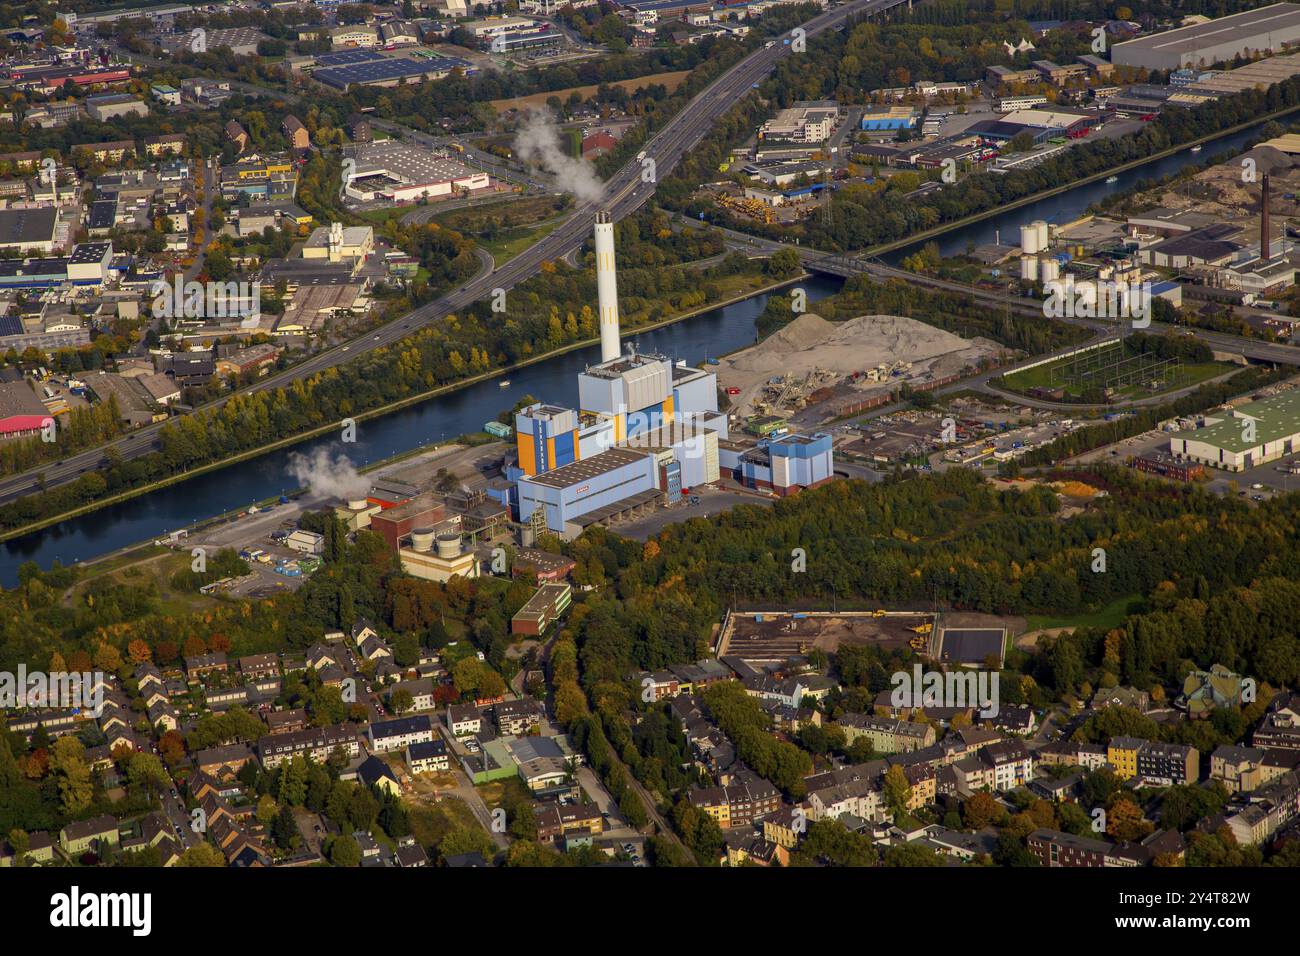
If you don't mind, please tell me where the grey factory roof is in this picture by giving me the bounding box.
[520,447,649,490]
[1113,3,1300,62]
[0,206,57,246]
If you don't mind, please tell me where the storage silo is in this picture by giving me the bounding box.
[1020,223,1043,256]
[1033,220,1050,252]
[436,533,462,559]
[1020,255,1039,281]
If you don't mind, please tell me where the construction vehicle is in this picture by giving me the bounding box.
[910,622,933,635]
[872,609,887,618]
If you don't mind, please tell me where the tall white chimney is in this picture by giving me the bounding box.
[594,211,620,363]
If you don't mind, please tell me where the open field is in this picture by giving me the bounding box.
[488,70,692,113]
[62,549,218,617]
[1026,594,1139,633]
[1002,343,1234,402]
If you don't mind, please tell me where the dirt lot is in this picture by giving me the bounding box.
[719,611,935,661]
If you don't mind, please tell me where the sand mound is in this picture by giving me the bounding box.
[719,313,1001,418]
[724,313,989,378]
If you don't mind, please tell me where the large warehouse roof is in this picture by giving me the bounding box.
[1175,389,1300,453]
[1113,3,1300,69]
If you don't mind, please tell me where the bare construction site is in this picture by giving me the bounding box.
[718,313,1002,419]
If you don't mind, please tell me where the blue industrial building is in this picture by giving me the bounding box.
[860,109,918,131]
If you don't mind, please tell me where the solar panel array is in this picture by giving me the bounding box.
[313,52,470,90]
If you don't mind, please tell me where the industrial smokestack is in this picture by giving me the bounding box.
[1262,174,1272,261]
[594,211,620,363]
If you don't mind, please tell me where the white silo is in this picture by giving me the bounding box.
[1033,220,1049,252]
[435,533,462,559]
[594,211,620,363]
[1040,257,1060,283]
[1020,255,1039,281]
[1020,223,1042,256]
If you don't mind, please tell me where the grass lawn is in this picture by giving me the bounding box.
[1027,594,1140,632]
[356,207,408,225]
[1003,351,1233,402]
[63,549,216,616]
[481,217,563,265]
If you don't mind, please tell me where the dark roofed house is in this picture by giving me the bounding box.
[282,114,309,150]
[226,120,249,153]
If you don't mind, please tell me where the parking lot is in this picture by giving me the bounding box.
[614,482,776,541]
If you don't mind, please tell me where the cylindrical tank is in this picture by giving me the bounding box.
[1020,255,1039,281]
[594,211,620,363]
[1033,220,1049,251]
[410,528,435,552]
[436,533,461,559]
[347,498,368,511]
[1019,223,1042,255]
[1040,257,1060,283]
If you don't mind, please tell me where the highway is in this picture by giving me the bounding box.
[0,0,909,508]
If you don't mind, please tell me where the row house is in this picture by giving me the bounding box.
[536,804,604,845]
[1136,741,1199,786]
[205,685,250,712]
[1035,740,1108,771]
[389,677,438,712]
[407,739,449,775]
[744,673,836,709]
[689,772,782,829]
[59,814,120,857]
[146,699,179,732]
[1222,771,1300,846]
[1108,736,1198,785]
[194,743,256,779]
[1253,693,1300,751]
[265,708,309,736]
[369,715,434,754]
[496,698,545,736]
[447,703,482,737]
[1211,744,1300,793]
[184,653,228,680]
[258,724,362,769]
[238,653,280,680]
[805,776,886,825]
[6,707,86,737]
[1028,828,1112,867]
[839,713,935,753]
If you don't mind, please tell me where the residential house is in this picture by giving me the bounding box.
[406,739,449,775]
[369,715,434,754]
[59,815,120,857]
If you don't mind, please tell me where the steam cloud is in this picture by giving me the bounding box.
[513,109,604,202]
[286,447,369,500]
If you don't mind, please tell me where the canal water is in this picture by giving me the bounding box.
[0,275,843,585]
[3,121,1278,584]
[889,121,1277,260]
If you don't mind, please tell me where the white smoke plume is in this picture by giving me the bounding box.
[513,109,604,202]
[286,447,369,500]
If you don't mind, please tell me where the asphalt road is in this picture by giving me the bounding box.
[0,0,909,510]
